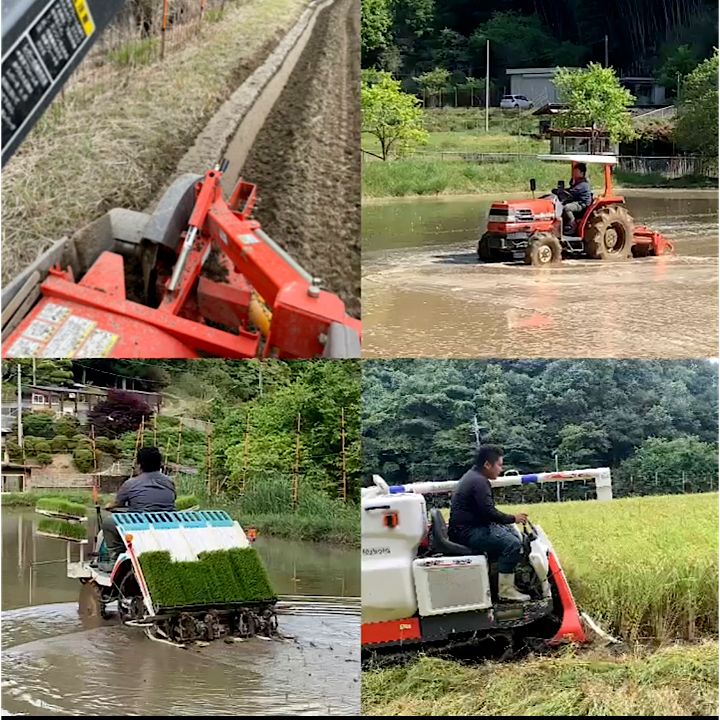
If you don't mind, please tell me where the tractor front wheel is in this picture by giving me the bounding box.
[584,205,635,261]
[524,233,562,267]
[478,233,494,262]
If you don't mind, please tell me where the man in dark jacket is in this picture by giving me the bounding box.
[101,447,176,560]
[448,445,530,602]
[561,162,592,235]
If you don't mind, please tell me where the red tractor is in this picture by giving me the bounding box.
[478,154,674,266]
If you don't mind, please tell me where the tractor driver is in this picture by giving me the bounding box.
[448,445,531,603]
[101,447,176,560]
[560,162,592,235]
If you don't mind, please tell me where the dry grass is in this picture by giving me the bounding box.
[362,642,719,716]
[1,0,307,283]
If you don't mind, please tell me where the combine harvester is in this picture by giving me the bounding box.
[1,0,360,360]
[35,497,278,646]
[361,468,615,664]
[477,155,675,266]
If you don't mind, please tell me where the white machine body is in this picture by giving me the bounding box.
[362,469,611,623]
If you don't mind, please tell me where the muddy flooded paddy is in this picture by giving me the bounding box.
[1,510,359,716]
[362,190,718,359]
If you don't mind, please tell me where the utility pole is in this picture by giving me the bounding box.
[604,34,609,67]
[31,358,36,385]
[554,454,560,502]
[485,39,490,133]
[17,364,23,447]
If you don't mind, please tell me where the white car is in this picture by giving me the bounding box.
[500,94,533,110]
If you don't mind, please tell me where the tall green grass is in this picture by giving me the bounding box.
[363,642,718,716]
[504,493,718,642]
[107,37,158,68]
[363,157,586,198]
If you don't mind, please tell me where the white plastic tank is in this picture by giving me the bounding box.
[362,491,427,623]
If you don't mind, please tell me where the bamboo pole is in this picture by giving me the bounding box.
[293,414,301,510]
[204,422,215,496]
[340,407,347,502]
[175,418,184,468]
[241,412,251,494]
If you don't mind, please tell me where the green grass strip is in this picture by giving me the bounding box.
[36,497,87,518]
[37,518,87,541]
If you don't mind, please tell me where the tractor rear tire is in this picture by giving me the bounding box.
[584,205,635,261]
[524,233,562,267]
[478,233,493,262]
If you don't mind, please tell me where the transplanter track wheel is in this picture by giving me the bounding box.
[237,611,256,638]
[117,569,144,623]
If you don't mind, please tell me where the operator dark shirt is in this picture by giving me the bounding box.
[568,178,592,208]
[448,466,515,543]
[115,471,176,512]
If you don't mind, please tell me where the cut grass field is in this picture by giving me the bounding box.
[362,642,718,716]
[365,493,719,717]
[2,0,306,283]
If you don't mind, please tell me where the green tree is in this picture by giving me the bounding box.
[658,44,701,95]
[553,63,636,151]
[2,359,74,387]
[21,412,56,439]
[362,70,428,160]
[469,12,585,82]
[619,436,718,494]
[675,50,718,156]
[362,0,392,56]
[414,67,451,106]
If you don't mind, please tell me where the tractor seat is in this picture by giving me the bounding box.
[429,508,473,556]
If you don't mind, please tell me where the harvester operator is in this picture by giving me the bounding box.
[102,447,176,560]
[448,444,531,602]
[559,162,592,235]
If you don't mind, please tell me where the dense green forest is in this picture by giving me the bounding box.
[362,360,718,499]
[362,0,718,95]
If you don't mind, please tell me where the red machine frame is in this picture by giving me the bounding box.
[3,169,360,359]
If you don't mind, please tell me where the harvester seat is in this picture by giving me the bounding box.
[429,508,473,557]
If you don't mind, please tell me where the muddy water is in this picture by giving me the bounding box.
[362,190,718,359]
[1,510,359,716]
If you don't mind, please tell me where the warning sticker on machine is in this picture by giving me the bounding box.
[5,302,119,358]
[2,0,95,150]
[41,315,94,357]
[74,329,119,358]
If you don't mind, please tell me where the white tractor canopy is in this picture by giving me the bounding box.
[537,153,618,166]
